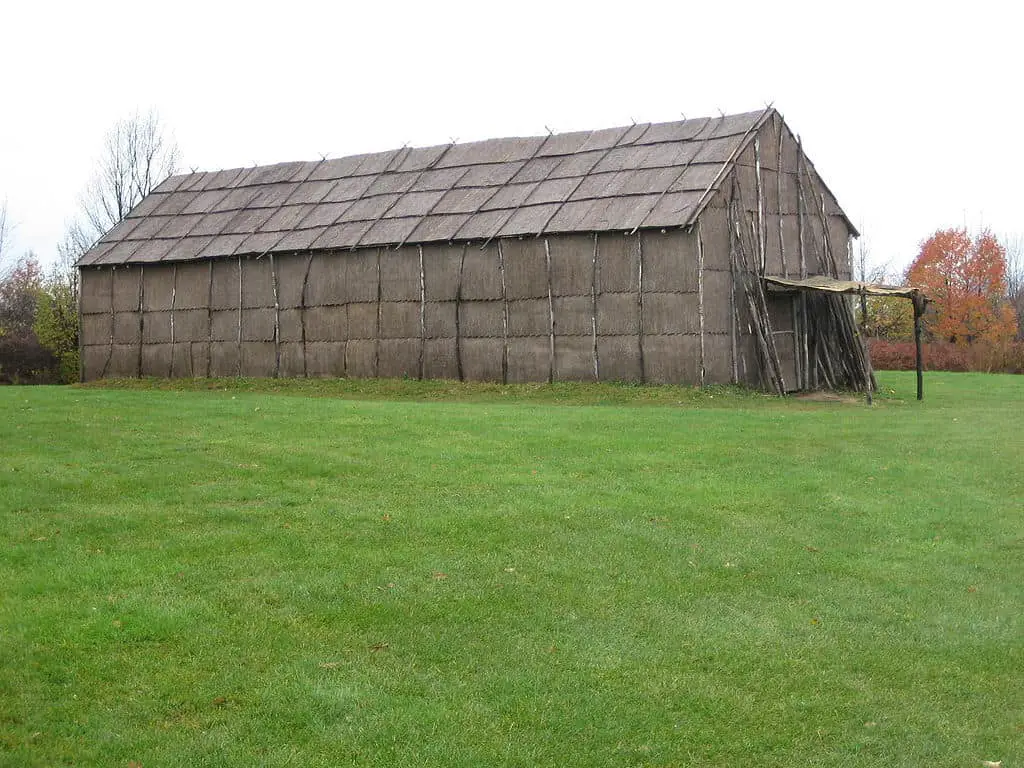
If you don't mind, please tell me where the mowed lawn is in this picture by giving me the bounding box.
[1,373,1021,767]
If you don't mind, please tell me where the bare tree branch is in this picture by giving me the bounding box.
[75,109,180,255]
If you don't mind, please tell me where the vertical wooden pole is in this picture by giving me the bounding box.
[168,264,177,378]
[206,260,213,378]
[544,237,555,384]
[136,265,145,378]
[418,245,427,380]
[497,240,509,384]
[374,248,382,377]
[270,254,281,378]
[236,256,243,377]
[300,253,313,378]
[636,233,646,383]
[696,220,706,387]
[914,295,924,401]
[77,268,85,382]
[727,201,739,384]
[455,244,466,382]
[591,233,600,381]
[101,267,115,379]
[776,116,787,277]
[753,138,767,274]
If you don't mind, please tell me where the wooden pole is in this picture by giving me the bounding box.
[270,254,281,378]
[236,256,243,377]
[914,295,924,401]
[418,244,427,380]
[456,244,466,382]
[591,233,600,381]
[497,240,509,384]
[544,237,555,384]
[696,220,706,387]
[374,249,382,377]
[776,116,787,277]
[136,265,145,378]
[753,137,767,273]
[636,234,645,383]
[77,268,85,382]
[206,260,213,378]
[168,264,177,378]
[300,253,313,378]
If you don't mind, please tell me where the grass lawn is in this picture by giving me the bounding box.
[1,371,1021,766]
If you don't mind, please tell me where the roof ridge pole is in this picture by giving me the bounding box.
[544,237,555,384]
[591,233,600,382]
[497,240,509,385]
[681,106,774,232]
[696,220,706,387]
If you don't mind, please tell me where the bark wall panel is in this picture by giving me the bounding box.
[173,309,210,341]
[113,268,142,312]
[553,335,595,381]
[508,299,549,337]
[595,233,638,293]
[422,244,463,301]
[279,342,305,377]
[379,302,419,339]
[423,338,458,379]
[641,230,697,292]
[425,302,457,338]
[174,263,210,309]
[461,246,502,300]
[305,341,346,377]
[380,250,421,302]
[378,339,420,378]
[142,343,172,377]
[596,293,639,335]
[210,259,240,310]
[460,338,503,381]
[113,312,140,345]
[506,337,550,382]
[241,308,276,342]
[305,305,348,342]
[642,293,697,335]
[642,335,699,384]
[552,295,593,336]
[80,269,111,314]
[210,342,239,376]
[344,340,377,378]
[142,312,171,343]
[142,269,174,311]
[242,258,275,308]
[459,301,503,337]
[597,336,642,381]
[548,234,593,296]
[82,313,111,342]
[502,238,548,299]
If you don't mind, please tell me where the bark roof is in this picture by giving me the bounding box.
[80,109,780,266]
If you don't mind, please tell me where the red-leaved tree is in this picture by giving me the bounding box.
[906,229,1018,346]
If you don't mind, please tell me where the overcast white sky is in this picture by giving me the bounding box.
[1,0,1019,275]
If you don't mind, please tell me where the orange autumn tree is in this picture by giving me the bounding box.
[906,228,1017,345]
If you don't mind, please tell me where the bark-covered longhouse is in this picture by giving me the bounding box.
[77,108,868,392]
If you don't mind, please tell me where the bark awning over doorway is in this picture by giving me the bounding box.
[764,274,929,401]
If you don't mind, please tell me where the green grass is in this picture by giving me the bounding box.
[1,372,1021,767]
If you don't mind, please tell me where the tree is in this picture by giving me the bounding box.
[76,109,180,248]
[34,256,80,382]
[1005,233,1024,341]
[0,252,58,383]
[905,228,1017,346]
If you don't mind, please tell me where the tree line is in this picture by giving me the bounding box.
[862,230,1024,372]
[0,111,178,382]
